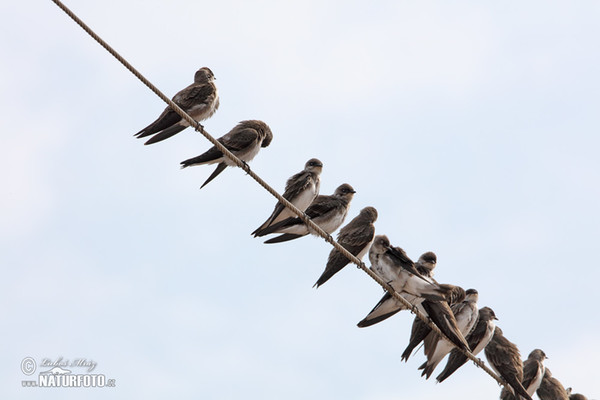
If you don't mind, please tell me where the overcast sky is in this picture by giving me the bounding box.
[2,1,599,399]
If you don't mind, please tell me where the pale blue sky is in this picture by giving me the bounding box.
[1,1,599,399]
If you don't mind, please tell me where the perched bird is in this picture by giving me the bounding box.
[256,184,356,244]
[400,254,466,361]
[522,349,548,396]
[419,289,480,379]
[135,67,219,145]
[313,206,378,288]
[415,251,437,275]
[566,388,588,400]
[418,296,472,353]
[359,244,470,352]
[499,349,547,400]
[180,120,273,188]
[368,236,451,301]
[400,286,470,361]
[537,368,569,400]
[484,327,533,400]
[359,252,448,330]
[251,158,323,237]
[436,306,498,382]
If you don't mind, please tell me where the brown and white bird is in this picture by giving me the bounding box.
[359,245,470,352]
[522,349,548,397]
[436,306,498,382]
[484,327,533,400]
[400,254,467,362]
[359,252,441,329]
[401,292,467,363]
[135,67,219,145]
[368,236,451,301]
[252,159,323,237]
[566,387,589,400]
[537,368,569,400]
[180,120,273,188]
[499,349,548,400]
[419,288,480,379]
[313,206,378,288]
[256,183,356,244]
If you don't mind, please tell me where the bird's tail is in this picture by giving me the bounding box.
[254,217,296,237]
[505,376,533,400]
[435,349,468,383]
[419,361,438,379]
[200,162,227,189]
[421,284,462,303]
[401,318,431,362]
[313,251,350,288]
[264,233,304,244]
[143,124,187,145]
[356,293,403,328]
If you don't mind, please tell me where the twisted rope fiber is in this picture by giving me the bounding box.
[51,0,506,389]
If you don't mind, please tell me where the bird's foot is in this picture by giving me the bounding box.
[195,122,204,133]
[241,160,250,172]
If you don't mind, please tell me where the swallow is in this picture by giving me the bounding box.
[180,120,273,188]
[252,158,323,237]
[357,249,444,326]
[135,67,219,145]
[536,368,569,400]
[484,327,533,400]
[499,349,548,400]
[358,251,441,328]
[313,206,378,288]
[419,296,472,353]
[415,251,437,275]
[368,236,451,301]
[357,286,469,353]
[359,249,468,354]
[399,291,467,358]
[566,388,588,400]
[419,289,480,379]
[436,306,498,382]
[522,349,548,397]
[256,183,356,244]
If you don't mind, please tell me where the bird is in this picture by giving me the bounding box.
[358,244,470,352]
[396,253,463,362]
[135,67,219,145]
[522,349,548,397]
[484,327,533,400]
[358,252,440,328]
[180,120,273,188]
[313,206,378,288]
[368,236,452,301]
[566,388,588,400]
[401,286,467,361]
[537,368,569,400]
[256,183,356,244]
[415,251,437,275]
[499,349,547,400]
[418,288,480,379]
[251,158,323,237]
[436,306,498,382]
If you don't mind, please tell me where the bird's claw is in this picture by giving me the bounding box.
[241,160,250,172]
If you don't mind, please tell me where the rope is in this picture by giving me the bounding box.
[50,0,506,389]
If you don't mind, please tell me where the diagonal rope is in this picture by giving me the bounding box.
[50,0,506,389]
